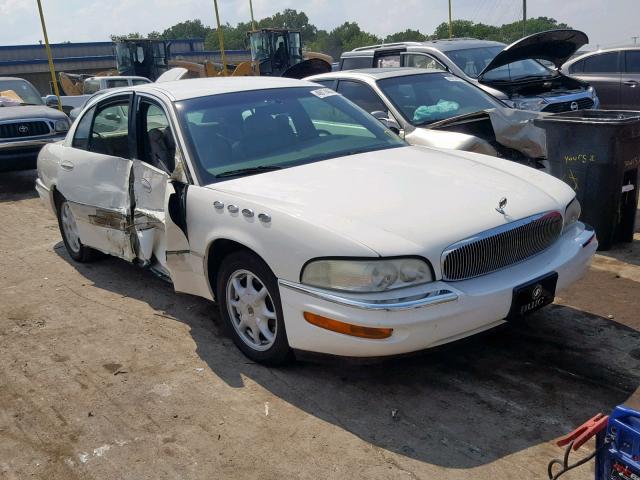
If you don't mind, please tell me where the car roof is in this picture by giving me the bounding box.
[87,76,150,81]
[0,76,32,82]
[342,38,506,56]
[565,46,640,65]
[308,67,445,82]
[129,76,318,101]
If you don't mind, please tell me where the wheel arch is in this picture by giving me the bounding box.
[205,238,272,301]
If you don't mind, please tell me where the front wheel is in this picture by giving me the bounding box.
[56,198,101,262]
[216,251,291,365]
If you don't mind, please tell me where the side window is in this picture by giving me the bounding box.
[132,79,150,86]
[376,54,401,68]
[624,51,640,73]
[569,60,584,73]
[340,57,373,70]
[336,80,388,114]
[583,52,619,73]
[72,106,96,150]
[106,79,129,89]
[83,80,100,94]
[403,54,446,71]
[88,100,131,158]
[140,101,175,173]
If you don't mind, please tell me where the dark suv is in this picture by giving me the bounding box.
[340,30,599,113]
[563,47,640,109]
[0,77,70,171]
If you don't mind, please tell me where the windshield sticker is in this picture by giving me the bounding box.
[311,88,338,98]
[443,76,464,82]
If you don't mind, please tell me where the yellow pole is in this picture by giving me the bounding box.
[448,0,453,39]
[36,0,62,111]
[249,0,256,31]
[213,0,228,75]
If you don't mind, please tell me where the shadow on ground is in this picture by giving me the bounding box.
[0,169,38,203]
[55,245,640,469]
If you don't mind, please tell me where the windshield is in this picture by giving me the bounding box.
[445,46,552,80]
[377,73,499,126]
[0,79,43,105]
[176,87,405,183]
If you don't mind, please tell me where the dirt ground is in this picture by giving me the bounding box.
[1,169,638,480]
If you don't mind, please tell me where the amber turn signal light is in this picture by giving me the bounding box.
[303,312,393,339]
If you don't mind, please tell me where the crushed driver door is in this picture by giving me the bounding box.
[131,95,191,292]
[130,161,191,292]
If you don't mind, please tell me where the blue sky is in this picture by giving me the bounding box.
[1,0,638,48]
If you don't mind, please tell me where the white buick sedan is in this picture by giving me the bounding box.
[36,77,596,364]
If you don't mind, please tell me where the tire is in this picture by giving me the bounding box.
[216,250,291,365]
[55,197,102,263]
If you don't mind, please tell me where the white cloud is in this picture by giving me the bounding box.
[0,0,638,48]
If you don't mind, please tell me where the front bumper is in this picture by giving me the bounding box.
[0,136,66,171]
[278,223,597,357]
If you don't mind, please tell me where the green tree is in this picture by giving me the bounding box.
[319,22,381,59]
[432,17,571,43]
[204,23,249,50]
[258,9,317,42]
[385,29,427,43]
[110,32,143,41]
[161,19,211,39]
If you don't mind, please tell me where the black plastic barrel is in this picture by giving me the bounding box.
[534,110,640,250]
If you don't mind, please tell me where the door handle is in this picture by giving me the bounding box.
[624,80,638,87]
[139,178,152,193]
[60,160,74,171]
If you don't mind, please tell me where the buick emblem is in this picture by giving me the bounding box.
[532,284,543,300]
[18,124,29,134]
[495,197,508,214]
[570,101,579,111]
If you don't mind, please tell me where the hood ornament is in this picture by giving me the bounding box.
[495,197,508,214]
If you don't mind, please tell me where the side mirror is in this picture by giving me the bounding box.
[44,95,59,108]
[371,111,401,135]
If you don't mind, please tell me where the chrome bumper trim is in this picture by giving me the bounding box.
[278,279,458,311]
[0,136,65,150]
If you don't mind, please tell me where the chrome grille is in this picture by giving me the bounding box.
[542,97,594,113]
[0,120,51,139]
[442,211,563,281]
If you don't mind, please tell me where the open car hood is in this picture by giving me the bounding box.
[478,29,589,78]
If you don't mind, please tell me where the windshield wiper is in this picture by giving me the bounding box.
[215,165,283,179]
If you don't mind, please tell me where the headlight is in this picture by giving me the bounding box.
[564,198,581,230]
[301,258,434,293]
[54,119,70,132]
[508,98,547,111]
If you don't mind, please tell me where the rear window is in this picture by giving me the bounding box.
[341,57,373,70]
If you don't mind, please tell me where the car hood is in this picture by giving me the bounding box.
[478,29,589,78]
[206,146,573,258]
[0,104,67,121]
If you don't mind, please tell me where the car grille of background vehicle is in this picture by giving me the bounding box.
[442,211,563,281]
[542,97,594,113]
[0,121,50,139]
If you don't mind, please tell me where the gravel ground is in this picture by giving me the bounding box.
[1,169,638,480]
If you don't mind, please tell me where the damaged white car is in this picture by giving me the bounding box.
[36,77,597,364]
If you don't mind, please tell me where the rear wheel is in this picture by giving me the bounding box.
[216,251,291,365]
[56,197,101,262]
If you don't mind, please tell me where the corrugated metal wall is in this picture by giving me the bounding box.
[0,39,251,94]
